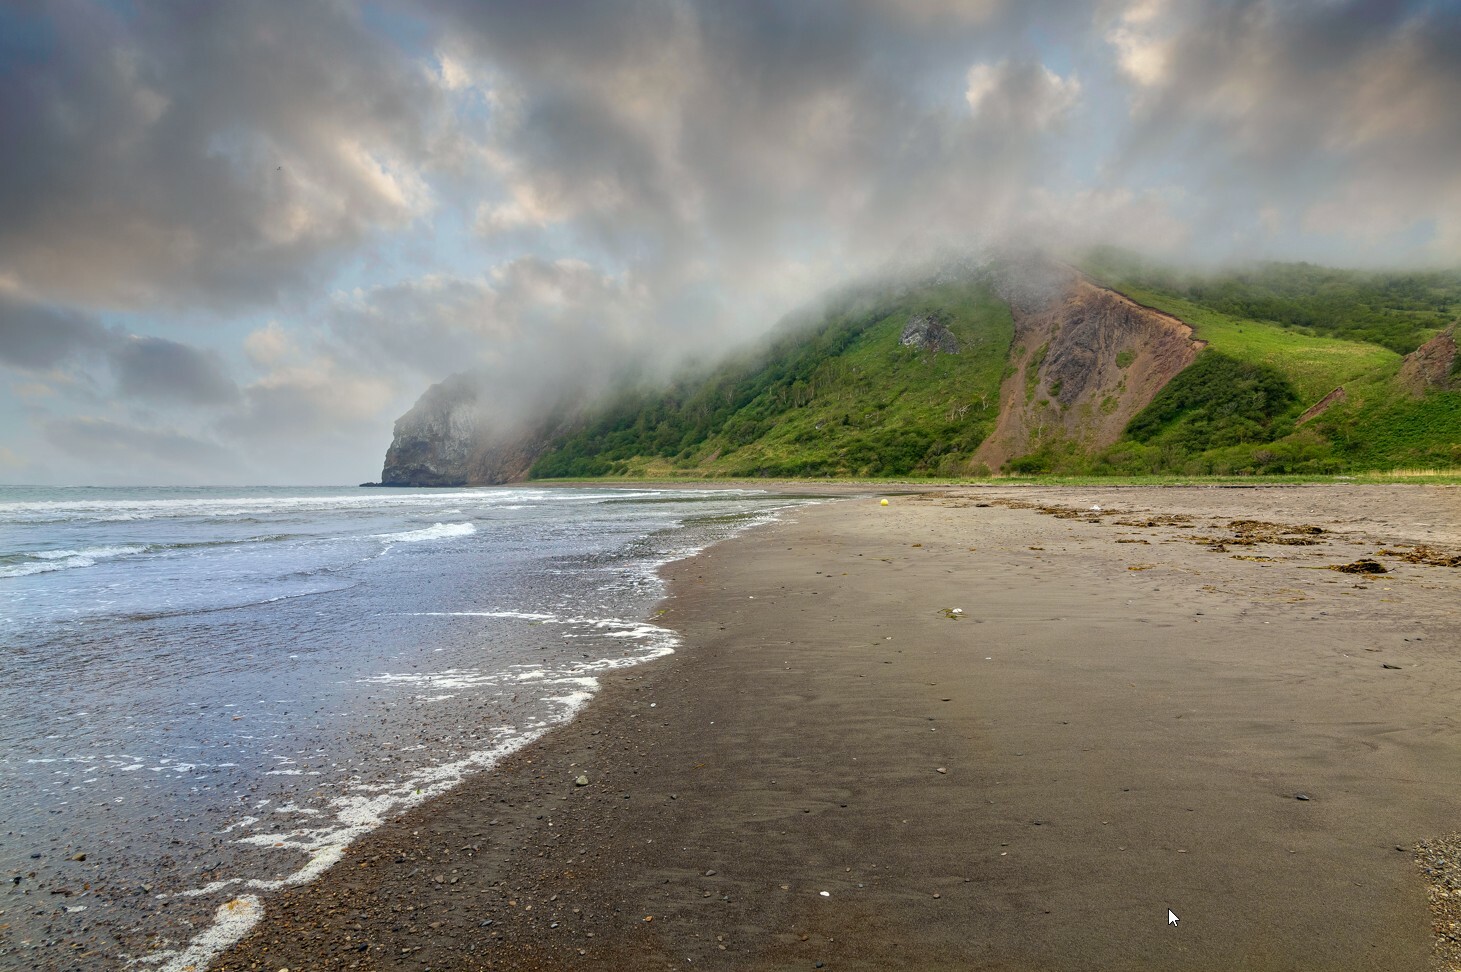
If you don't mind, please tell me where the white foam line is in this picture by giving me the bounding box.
[376,522,476,544]
[150,729,547,972]
[143,495,810,972]
[137,896,263,971]
[399,610,556,620]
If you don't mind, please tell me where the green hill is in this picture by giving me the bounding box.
[532,276,1015,478]
[382,252,1461,485]
[1081,250,1461,474]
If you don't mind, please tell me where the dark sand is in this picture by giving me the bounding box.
[214,484,1461,971]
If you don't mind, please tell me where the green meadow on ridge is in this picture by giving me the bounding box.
[522,251,1460,480]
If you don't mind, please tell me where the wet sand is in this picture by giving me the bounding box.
[214,484,1461,971]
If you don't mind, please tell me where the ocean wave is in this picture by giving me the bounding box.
[0,490,535,524]
[0,544,148,578]
[377,522,477,544]
[32,544,148,561]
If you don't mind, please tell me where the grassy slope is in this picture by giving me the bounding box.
[1083,257,1461,474]
[531,279,1014,478]
[529,257,1460,481]
[1109,287,1399,403]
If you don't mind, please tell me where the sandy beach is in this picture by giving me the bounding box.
[213,484,1461,971]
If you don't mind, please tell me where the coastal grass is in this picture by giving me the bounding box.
[533,469,1461,487]
[1110,284,1401,405]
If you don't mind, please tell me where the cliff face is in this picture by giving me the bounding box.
[1398,324,1458,395]
[973,276,1205,470]
[380,374,575,486]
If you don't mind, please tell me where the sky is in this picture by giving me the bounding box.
[2,0,1459,485]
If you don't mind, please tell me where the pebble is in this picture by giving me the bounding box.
[575,775,589,786]
[936,767,947,774]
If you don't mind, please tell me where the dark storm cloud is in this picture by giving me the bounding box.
[0,294,238,408]
[431,0,1461,264]
[1107,0,1461,253]
[0,294,115,370]
[0,0,443,309]
[111,337,239,406]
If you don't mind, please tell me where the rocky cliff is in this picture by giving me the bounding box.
[972,276,1205,469]
[1397,323,1458,394]
[380,374,576,486]
[899,314,960,354]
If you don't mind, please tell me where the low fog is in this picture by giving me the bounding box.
[1,0,1458,484]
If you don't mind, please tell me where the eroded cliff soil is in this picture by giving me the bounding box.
[973,277,1205,470]
[1398,323,1457,395]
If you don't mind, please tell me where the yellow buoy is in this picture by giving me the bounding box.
[880,498,889,506]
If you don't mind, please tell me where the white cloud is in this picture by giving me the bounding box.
[965,61,1082,131]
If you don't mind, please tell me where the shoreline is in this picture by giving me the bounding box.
[214,484,1460,971]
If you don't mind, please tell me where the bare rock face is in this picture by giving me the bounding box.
[381,374,576,486]
[1296,385,1349,426]
[973,277,1206,470]
[1398,324,1458,395]
[381,374,482,486]
[899,314,960,354]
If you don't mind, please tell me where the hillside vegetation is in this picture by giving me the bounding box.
[532,278,1014,478]
[385,252,1461,485]
[1083,247,1461,355]
[1081,251,1461,475]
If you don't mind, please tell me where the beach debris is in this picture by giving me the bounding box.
[1377,544,1461,567]
[936,767,948,774]
[1295,793,1311,801]
[1091,504,1102,512]
[940,608,962,620]
[1330,559,1388,574]
[819,890,830,897]
[880,499,889,506]
[1382,663,1403,670]
[575,775,589,786]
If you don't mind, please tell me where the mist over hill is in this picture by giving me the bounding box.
[379,251,1461,483]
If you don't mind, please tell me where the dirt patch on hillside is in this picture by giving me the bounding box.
[973,277,1204,471]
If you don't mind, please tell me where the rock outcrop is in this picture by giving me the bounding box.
[973,276,1206,470]
[1296,386,1349,426]
[899,314,960,354]
[380,374,576,486]
[1398,324,1458,395]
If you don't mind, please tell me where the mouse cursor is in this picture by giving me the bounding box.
[1168,910,1180,926]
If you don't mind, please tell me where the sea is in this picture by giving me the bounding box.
[0,484,822,971]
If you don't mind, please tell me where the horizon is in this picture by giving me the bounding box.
[3,1,1460,486]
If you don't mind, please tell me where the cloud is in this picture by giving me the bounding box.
[0,0,445,309]
[0,294,114,370]
[1106,0,1461,259]
[111,336,239,406]
[966,60,1082,130]
[44,416,241,480]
